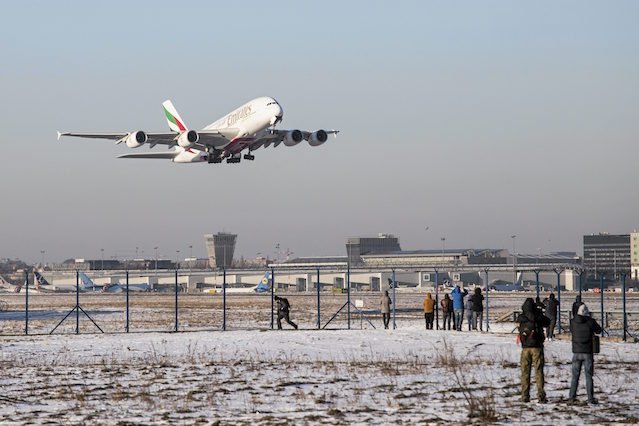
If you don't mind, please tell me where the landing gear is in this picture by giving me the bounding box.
[226,156,241,164]
[207,149,223,164]
[243,153,255,161]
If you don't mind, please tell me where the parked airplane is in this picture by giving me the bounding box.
[34,271,57,293]
[490,272,525,292]
[79,272,150,293]
[58,97,339,164]
[203,271,272,294]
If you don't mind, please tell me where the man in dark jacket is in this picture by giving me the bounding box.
[471,287,484,331]
[441,293,453,330]
[274,295,298,330]
[568,304,602,404]
[518,297,551,403]
[544,293,559,340]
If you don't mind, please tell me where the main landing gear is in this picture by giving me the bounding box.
[243,153,255,161]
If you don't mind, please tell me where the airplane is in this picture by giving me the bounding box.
[58,97,339,164]
[79,272,150,293]
[33,271,58,293]
[203,271,272,294]
[489,272,525,292]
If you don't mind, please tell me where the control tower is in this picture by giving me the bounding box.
[204,233,237,269]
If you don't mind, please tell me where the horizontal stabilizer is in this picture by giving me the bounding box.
[118,152,178,160]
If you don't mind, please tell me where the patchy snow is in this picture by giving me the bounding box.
[1,323,638,424]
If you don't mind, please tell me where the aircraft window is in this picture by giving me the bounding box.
[267,102,277,106]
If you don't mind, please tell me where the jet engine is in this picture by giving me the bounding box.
[177,130,199,148]
[307,130,328,147]
[125,131,147,148]
[283,129,303,147]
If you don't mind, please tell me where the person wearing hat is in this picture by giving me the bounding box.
[568,303,602,404]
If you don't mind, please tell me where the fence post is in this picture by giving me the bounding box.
[347,263,351,330]
[435,269,440,329]
[174,269,178,332]
[125,270,129,333]
[622,273,627,342]
[76,270,80,334]
[556,269,562,334]
[316,268,321,330]
[270,267,275,330]
[484,268,489,333]
[599,273,605,335]
[392,269,396,330]
[534,270,540,300]
[223,267,227,331]
[24,270,29,335]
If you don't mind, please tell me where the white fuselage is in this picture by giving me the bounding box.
[173,97,283,163]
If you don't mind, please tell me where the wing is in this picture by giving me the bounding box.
[58,129,238,149]
[246,129,339,152]
[117,152,178,160]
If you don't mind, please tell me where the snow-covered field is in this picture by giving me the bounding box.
[1,322,638,424]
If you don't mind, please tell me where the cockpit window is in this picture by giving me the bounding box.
[267,101,277,106]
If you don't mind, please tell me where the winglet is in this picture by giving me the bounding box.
[162,100,188,132]
[57,131,62,141]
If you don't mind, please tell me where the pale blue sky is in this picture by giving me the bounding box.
[1,1,638,263]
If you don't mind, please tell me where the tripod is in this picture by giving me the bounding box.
[50,270,103,334]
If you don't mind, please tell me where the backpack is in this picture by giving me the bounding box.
[518,317,542,346]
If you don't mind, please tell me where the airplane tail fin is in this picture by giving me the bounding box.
[79,272,95,289]
[162,100,188,132]
[34,271,51,289]
[515,272,523,286]
[255,272,272,293]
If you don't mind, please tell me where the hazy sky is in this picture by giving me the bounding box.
[1,1,638,263]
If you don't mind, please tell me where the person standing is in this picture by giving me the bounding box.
[274,295,298,330]
[518,297,551,403]
[441,293,453,330]
[572,295,583,319]
[544,293,559,340]
[568,304,602,404]
[451,284,468,331]
[464,292,474,331]
[423,292,435,330]
[471,287,485,331]
[380,290,392,329]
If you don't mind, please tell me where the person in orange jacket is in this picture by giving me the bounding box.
[423,292,435,329]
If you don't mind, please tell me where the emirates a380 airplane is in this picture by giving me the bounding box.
[58,97,338,164]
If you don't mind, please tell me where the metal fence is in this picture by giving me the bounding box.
[1,268,637,342]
